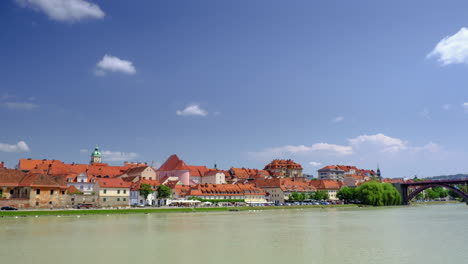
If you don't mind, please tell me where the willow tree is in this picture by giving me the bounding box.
[355,180,401,206]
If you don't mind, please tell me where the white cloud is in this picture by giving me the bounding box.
[309,143,353,155]
[420,108,431,120]
[413,142,442,153]
[15,0,105,22]
[176,104,208,117]
[463,102,468,113]
[95,55,136,76]
[0,141,30,152]
[442,104,451,110]
[331,116,344,123]
[349,133,407,153]
[427,27,468,65]
[101,150,138,162]
[309,161,322,167]
[2,102,39,110]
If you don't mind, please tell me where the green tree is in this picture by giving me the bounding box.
[157,185,171,199]
[355,180,401,206]
[290,192,300,201]
[299,192,307,201]
[425,189,439,200]
[337,187,355,201]
[314,190,329,201]
[139,183,154,200]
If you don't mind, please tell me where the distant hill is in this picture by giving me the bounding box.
[425,174,468,180]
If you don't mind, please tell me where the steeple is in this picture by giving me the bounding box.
[376,165,382,180]
[90,145,102,164]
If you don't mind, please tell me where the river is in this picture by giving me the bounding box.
[1,204,467,264]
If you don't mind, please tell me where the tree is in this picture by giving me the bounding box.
[139,183,154,200]
[157,185,171,199]
[425,189,439,200]
[355,180,401,206]
[290,192,300,201]
[299,192,307,201]
[337,187,355,201]
[314,190,329,201]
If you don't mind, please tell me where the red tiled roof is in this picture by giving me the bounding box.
[97,178,130,188]
[187,165,209,177]
[0,168,26,187]
[158,155,190,171]
[254,178,316,192]
[264,159,303,170]
[309,179,343,190]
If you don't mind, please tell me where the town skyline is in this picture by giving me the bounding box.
[3,1,468,178]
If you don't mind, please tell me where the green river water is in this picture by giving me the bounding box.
[1,204,467,264]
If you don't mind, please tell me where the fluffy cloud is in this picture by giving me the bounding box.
[2,102,38,110]
[95,55,136,76]
[309,161,322,167]
[15,0,105,22]
[331,116,344,123]
[0,141,30,152]
[101,150,138,162]
[349,133,407,153]
[463,102,468,113]
[427,27,468,65]
[176,104,208,117]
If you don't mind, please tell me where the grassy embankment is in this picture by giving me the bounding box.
[0,204,359,217]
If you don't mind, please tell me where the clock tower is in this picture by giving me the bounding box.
[90,146,102,164]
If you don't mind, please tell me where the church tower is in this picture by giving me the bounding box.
[376,166,382,181]
[90,146,102,164]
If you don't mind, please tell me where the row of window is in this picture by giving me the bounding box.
[102,198,127,202]
[35,189,65,195]
[103,189,127,194]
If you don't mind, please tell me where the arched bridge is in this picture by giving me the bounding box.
[392,179,468,205]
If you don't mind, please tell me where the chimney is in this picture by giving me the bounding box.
[0,161,4,168]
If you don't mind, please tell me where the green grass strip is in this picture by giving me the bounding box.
[0,204,361,217]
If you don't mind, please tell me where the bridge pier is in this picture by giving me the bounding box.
[392,183,408,205]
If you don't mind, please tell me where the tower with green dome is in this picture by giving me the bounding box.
[90,145,102,164]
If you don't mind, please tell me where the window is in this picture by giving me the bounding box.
[10,190,14,195]
[123,190,126,194]
[36,189,40,195]
[117,198,120,202]
[50,190,54,195]
[123,198,126,201]
[103,198,107,202]
[103,189,107,194]
[117,190,120,194]
[61,191,65,195]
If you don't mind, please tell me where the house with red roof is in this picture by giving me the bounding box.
[254,178,316,204]
[318,165,379,181]
[178,183,267,204]
[117,166,157,182]
[0,168,68,208]
[94,178,131,207]
[309,180,344,200]
[129,179,160,206]
[157,155,226,186]
[264,159,304,178]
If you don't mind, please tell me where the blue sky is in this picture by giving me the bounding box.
[2,0,468,178]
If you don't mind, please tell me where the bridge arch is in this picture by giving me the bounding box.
[406,183,468,203]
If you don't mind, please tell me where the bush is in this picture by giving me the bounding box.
[355,180,401,206]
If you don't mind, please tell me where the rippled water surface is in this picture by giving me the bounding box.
[1,204,467,264]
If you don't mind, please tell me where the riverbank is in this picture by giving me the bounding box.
[0,204,360,217]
